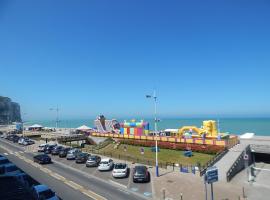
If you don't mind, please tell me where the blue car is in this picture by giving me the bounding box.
[0,156,10,167]
[31,184,59,200]
[0,163,21,176]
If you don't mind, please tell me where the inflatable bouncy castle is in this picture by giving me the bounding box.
[120,120,149,136]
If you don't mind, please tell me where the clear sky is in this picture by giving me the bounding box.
[0,0,270,120]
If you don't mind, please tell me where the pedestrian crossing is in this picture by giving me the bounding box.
[2,151,25,156]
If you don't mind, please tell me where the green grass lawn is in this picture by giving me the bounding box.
[99,144,214,166]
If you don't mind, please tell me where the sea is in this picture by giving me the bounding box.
[26,118,270,136]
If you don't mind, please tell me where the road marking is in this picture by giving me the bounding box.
[117,188,130,195]
[109,180,128,189]
[130,187,139,192]
[40,167,52,174]
[19,151,24,153]
[4,153,8,155]
[143,192,152,197]
[82,189,108,200]
[9,152,14,155]
[65,180,84,190]
[51,173,66,181]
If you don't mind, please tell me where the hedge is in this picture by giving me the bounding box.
[119,139,225,154]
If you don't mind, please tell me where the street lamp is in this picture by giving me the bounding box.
[146,90,159,177]
[49,105,60,129]
[22,113,27,137]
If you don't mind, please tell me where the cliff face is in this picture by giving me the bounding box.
[0,96,21,124]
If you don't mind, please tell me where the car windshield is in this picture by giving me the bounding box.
[100,161,108,165]
[135,167,146,174]
[0,159,9,165]
[6,165,18,172]
[39,189,55,199]
[89,156,96,161]
[115,164,126,169]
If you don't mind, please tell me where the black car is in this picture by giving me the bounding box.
[12,135,21,143]
[133,166,150,183]
[33,154,52,164]
[51,146,64,155]
[44,144,57,154]
[58,147,71,158]
[75,153,89,164]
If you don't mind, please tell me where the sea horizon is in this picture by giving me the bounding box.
[25,117,270,136]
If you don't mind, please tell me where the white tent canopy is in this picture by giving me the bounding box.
[29,124,43,128]
[76,125,92,130]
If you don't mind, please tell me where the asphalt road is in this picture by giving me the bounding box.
[0,138,149,200]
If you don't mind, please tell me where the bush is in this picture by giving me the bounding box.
[119,139,225,154]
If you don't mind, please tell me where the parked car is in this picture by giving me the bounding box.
[6,134,14,141]
[0,157,10,166]
[38,144,47,152]
[112,163,128,178]
[98,158,114,171]
[133,165,150,183]
[66,149,81,160]
[51,146,65,155]
[23,139,35,146]
[33,154,52,164]
[31,184,59,200]
[0,163,21,176]
[86,155,101,167]
[11,135,20,143]
[0,131,4,138]
[19,137,35,146]
[44,144,57,154]
[58,147,71,158]
[75,153,89,164]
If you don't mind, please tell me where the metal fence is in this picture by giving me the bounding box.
[199,148,229,176]
[226,145,251,182]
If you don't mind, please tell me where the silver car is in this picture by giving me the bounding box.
[66,149,81,160]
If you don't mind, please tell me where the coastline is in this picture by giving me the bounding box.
[24,118,270,136]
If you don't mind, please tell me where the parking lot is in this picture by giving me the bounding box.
[1,137,153,199]
[46,150,153,198]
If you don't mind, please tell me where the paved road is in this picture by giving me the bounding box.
[0,138,149,200]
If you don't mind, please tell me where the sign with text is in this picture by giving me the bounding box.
[205,166,218,184]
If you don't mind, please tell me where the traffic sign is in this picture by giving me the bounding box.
[205,166,218,184]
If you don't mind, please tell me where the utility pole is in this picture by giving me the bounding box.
[50,105,60,129]
[146,90,159,177]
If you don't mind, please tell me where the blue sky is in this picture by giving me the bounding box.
[0,0,270,120]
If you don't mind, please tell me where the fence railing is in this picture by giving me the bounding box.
[199,148,229,176]
[226,145,251,182]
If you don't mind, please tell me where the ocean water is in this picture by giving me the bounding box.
[26,118,270,136]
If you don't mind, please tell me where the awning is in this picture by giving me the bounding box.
[76,125,92,130]
[29,124,43,128]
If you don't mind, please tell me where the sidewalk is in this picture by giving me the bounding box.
[29,140,246,200]
[152,168,245,200]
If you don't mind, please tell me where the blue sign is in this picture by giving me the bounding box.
[205,166,218,184]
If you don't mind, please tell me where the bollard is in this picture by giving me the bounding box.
[162,189,166,200]
[180,193,183,200]
[242,187,246,198]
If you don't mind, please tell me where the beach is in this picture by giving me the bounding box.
[27,118,270,136]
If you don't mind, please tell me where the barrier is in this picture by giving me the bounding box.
[90,132,238,148]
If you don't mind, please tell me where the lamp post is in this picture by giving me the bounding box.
[146,90,159,177]
[22,113,27,137]
[49,105,60,129]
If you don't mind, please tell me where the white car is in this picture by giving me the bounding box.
[98,158,114,171]
[38,144,47,152]
[18,137,26,145]
[112,163,128,178]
